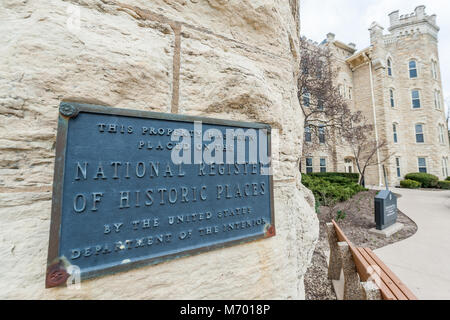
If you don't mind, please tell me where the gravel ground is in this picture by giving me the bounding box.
[304,190,418,300]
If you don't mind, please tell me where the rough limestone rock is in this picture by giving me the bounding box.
[0,0,318,299]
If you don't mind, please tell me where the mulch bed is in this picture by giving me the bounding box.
[304,189,418,300]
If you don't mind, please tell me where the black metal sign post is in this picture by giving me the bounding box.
[46,102,275,288]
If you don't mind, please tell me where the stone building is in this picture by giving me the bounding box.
[0,1,319,299]
[302,5,450,187]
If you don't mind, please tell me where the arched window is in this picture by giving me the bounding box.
[415,124,424,143]
[434,90,441,109]
[409,60,418,78]
[387,58,393,76]
[389,89,395,107]
[431,60,438,80]
[393,123,398,143]
[439,124,445,144]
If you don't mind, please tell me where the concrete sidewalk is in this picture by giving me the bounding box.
[374,187,450,300]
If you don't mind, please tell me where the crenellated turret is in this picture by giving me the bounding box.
[387,5,439,39]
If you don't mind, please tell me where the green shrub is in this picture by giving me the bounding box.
[308,172,359,183]
[301,173,367,205]
[446,177,450,181]
[400,179,421,189]
[438,180,450,190]
[404,172,439,188]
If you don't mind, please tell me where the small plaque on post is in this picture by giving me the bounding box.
[374,190,397,230]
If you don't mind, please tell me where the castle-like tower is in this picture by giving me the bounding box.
[302,6,450,186]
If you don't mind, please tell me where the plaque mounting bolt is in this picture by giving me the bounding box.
[265,224,276,237]
[45,259,70,288]
[59,102,78,118]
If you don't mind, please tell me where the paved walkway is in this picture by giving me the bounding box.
[374,187,450,300]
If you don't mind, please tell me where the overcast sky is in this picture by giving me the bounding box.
[300,0,450,118]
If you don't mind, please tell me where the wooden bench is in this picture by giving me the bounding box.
[326,220,418,300]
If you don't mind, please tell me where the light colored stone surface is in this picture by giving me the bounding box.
[369,222,404,238]
[331,269,345,300]
[337,242,364,300]
[375,187,450,300]
[0,0,318,299]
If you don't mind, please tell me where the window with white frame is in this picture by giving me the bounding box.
[306,158,313,174]
[411,90,421,109]
[443,157,449,178]
[302,89,311,107]
[418,157,427,173]
[304,126,312,142]
[318,125,325,144]
[431,60,438,80]
[415,124,424,143]
[409,60,418,78]
[393,123,398,143]
[439,124,445,144]
[387,58,393,76]
[396,157,401,178]
[434,90,441,109]
[320,158,327,173]
[390,89,395,108]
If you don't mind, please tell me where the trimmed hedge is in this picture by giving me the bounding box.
[302,173,367,205]
[307,172,360,183]
[404,172,439,188]
[438,180,450,190]
[446,177,450,181]
[400,179,421,189]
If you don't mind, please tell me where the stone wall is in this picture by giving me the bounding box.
[0,0,318,299]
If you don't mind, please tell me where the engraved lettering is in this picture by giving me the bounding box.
[98,124,106,132]
[75,162,88,181]
[71,249,81,260]
[119,191,130,209]
[111,161,121,179]
[91,192,103,211]
[136,162,146,178]
[73,194,86,213]
[93,163,107,180]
